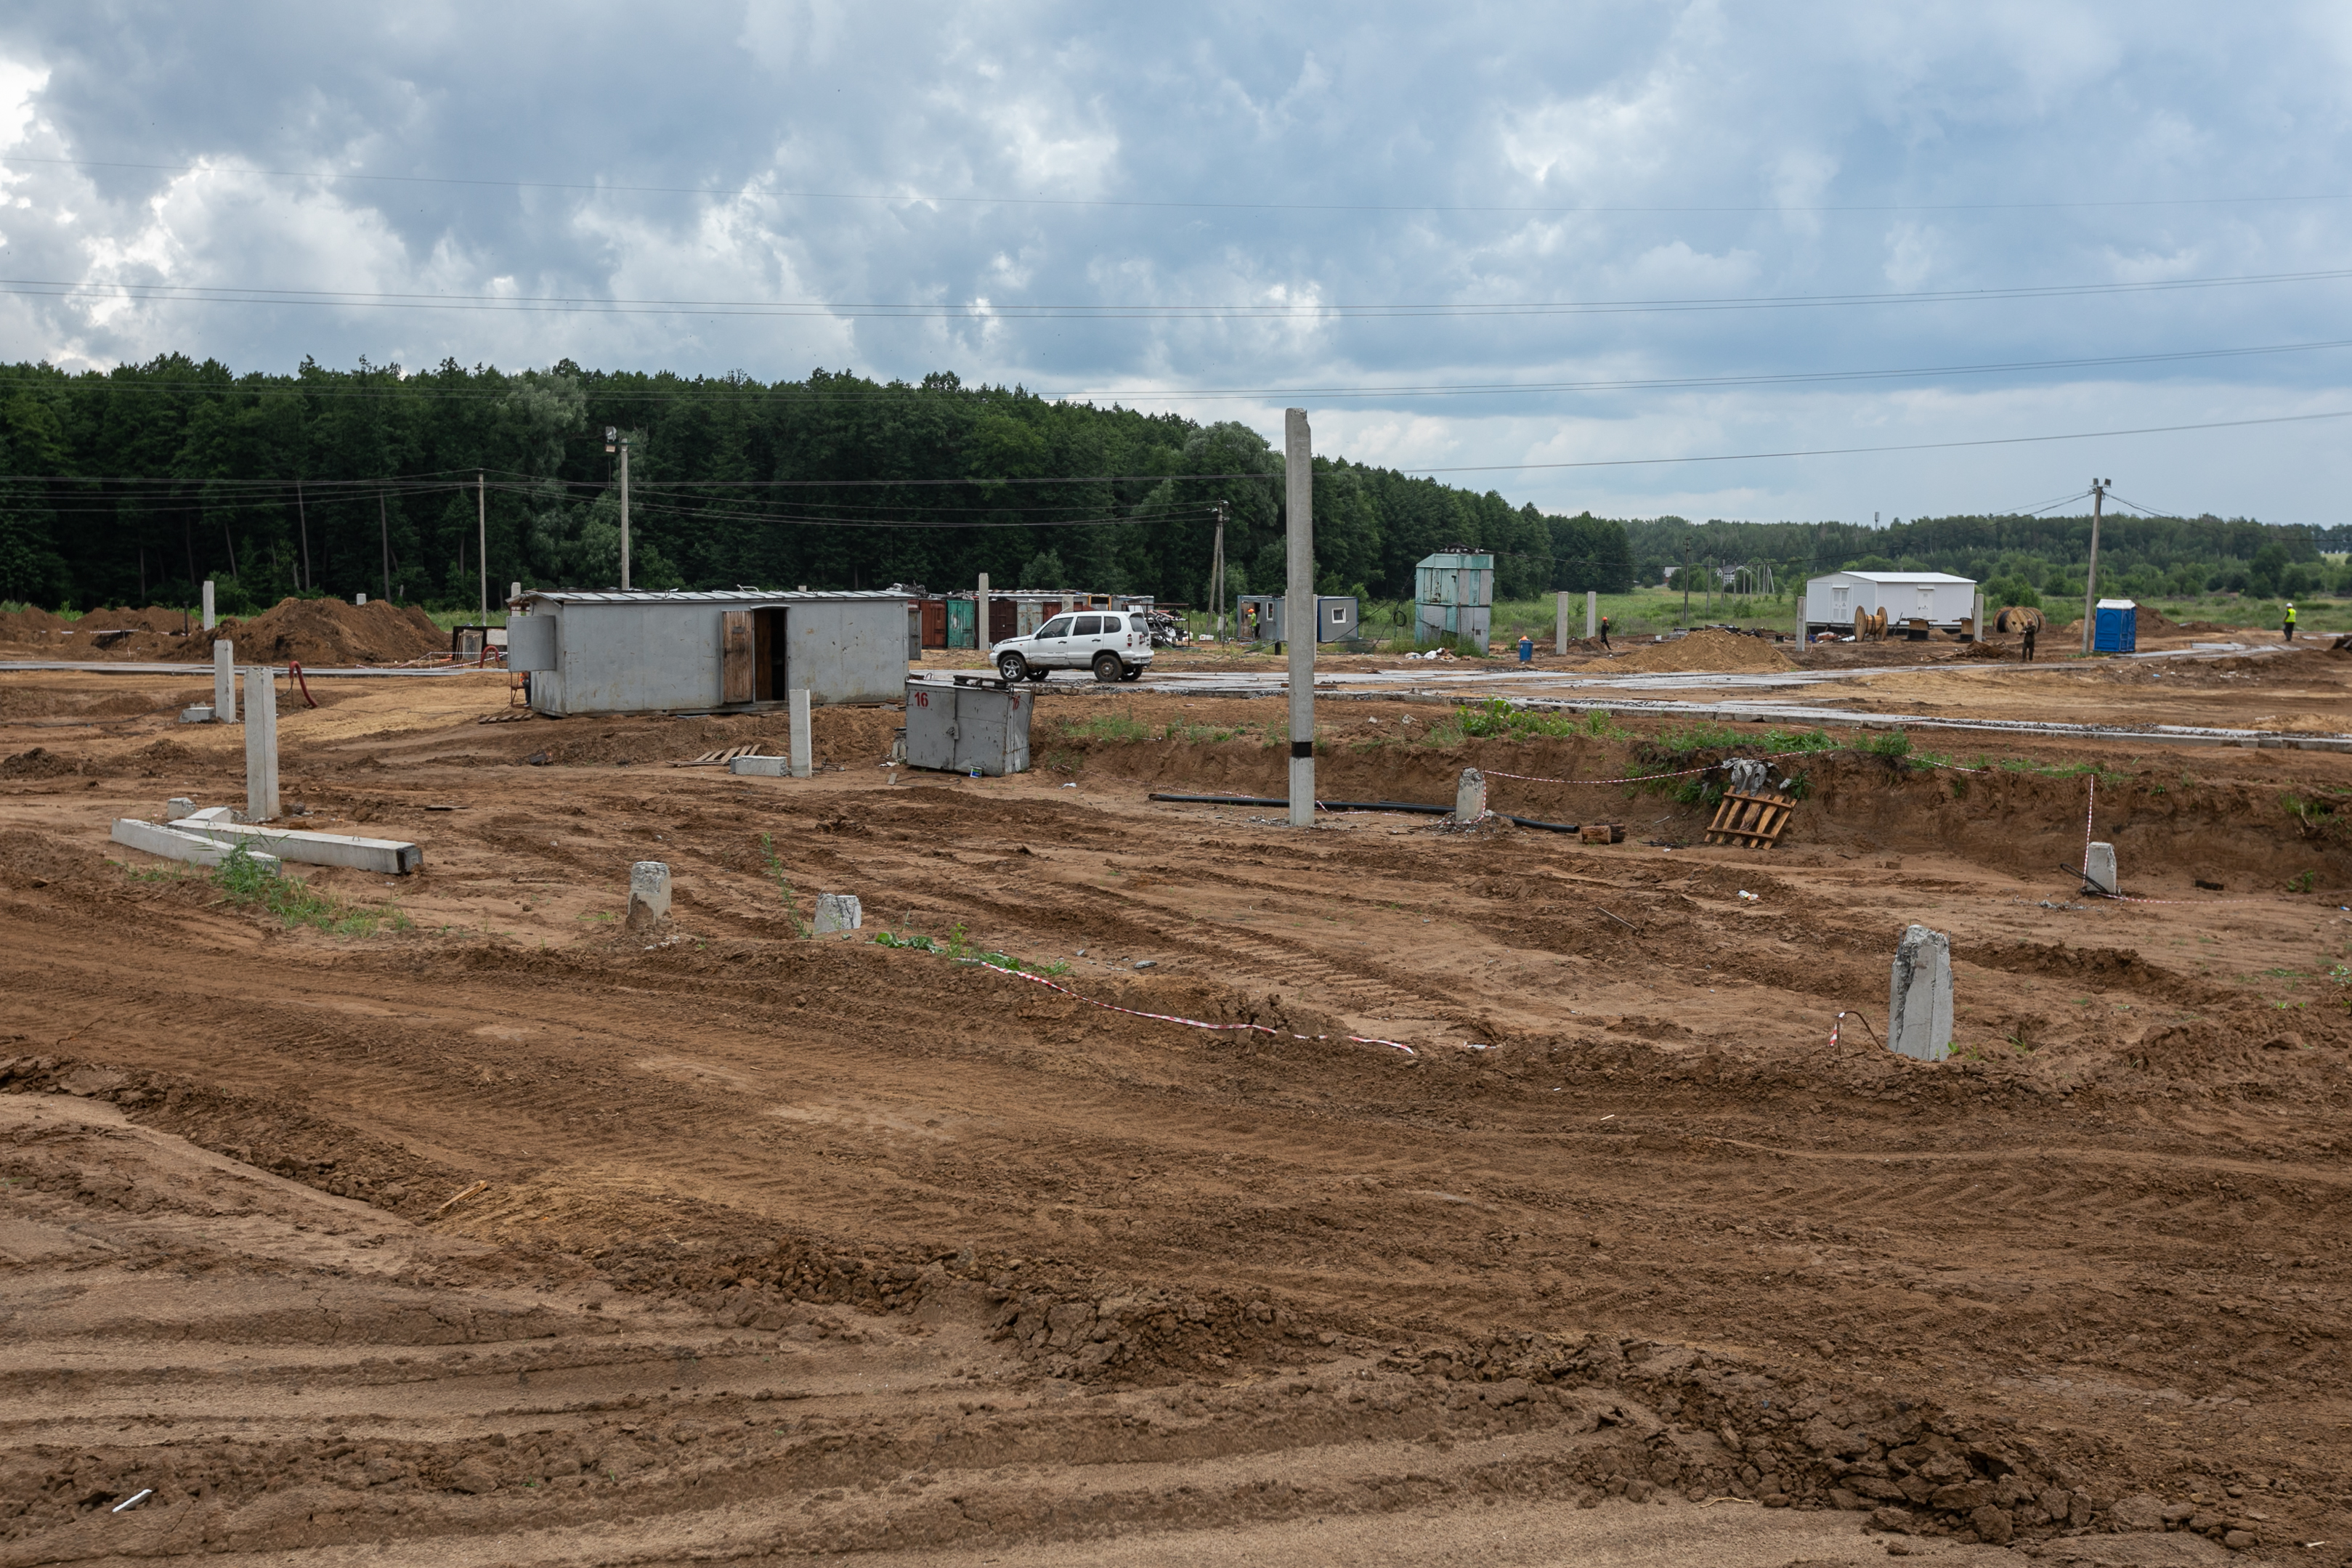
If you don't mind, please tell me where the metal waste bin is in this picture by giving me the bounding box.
[904,675,1031,776]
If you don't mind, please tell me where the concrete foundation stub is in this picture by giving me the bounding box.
[1887,924,1954,1063]
[1454,768,1488,823]
[165,796,196,824]
[213,641,236,723]
[2084,841,2118,895]
[626,861,672,930]
[243,666,280,822]
[789,688,814,779]
[729,755,790,777]
[812,893,862,935]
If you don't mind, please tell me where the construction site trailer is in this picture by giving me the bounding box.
[1235,594,1360,644]
[1802,571,1976,633]
[506,590,908,715]
[2093,598,2138,654]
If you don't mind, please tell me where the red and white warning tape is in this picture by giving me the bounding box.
[958,958,1418,1056]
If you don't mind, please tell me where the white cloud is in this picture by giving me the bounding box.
[0,3,2348,519]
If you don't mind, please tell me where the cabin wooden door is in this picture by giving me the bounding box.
[720,611,755,704]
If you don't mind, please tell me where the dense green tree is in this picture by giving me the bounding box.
[0,354,2319,612]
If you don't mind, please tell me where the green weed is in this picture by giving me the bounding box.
[2287,869,2319,893]
[758,832,814,938]
[211,842,407,935]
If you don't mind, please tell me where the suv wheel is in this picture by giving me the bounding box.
[1092,651,1124,683]
[996,652,1029,681]
[1119,664,1143,681]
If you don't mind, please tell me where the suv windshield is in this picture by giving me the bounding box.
[1037,617,1072,638]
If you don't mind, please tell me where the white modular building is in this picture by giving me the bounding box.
[505,590,909,715]
[1802,571,1979,633]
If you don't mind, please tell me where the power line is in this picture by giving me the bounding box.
[1065,337,2352,402]
[7,264,2351,321]
[9,153,2351,217]
[1395,407,2352,477]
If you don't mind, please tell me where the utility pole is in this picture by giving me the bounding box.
[607,426,631,590]
[477,471,489,623]
[1680,540,1691,626]
[1284,412,1315,829]
[379,492,391,605]
[1210,499,1229,638]
[2080,478,2109,656]
[296,479,310,593]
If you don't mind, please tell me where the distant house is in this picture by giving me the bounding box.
[1802,572,1977,633]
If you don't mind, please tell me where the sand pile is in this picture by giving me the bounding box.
[1609,628,1795,674]
[176,598,447,667]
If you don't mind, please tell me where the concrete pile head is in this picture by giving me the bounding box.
[2084,842,2118,896]
[813,893,863,935]
[1887,925,1953,1063]
[626,861,672,931]
[1453,768,1488,823]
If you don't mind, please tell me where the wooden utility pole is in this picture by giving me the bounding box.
[1680,540,1691,625]
[2080,478,2109,655]
[477,471,489,623]
[1210,499,1229,638]
[378,492,391,604]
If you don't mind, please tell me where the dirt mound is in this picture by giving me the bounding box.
[181,598,446,667]
[0,746,84,779]
[0,604,73,637]
[1610,628,1794,675]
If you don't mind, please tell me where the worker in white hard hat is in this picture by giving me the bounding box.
[2284,601,2297,643]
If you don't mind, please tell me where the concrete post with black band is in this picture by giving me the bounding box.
[1285,408,1315,828]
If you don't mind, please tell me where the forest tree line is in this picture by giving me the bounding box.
[0,356,1634,614]
[0,354,2332,616]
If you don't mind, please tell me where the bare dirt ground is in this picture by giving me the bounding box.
[2,651,2349,1566]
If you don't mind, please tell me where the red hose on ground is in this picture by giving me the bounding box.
[287,660,318,708]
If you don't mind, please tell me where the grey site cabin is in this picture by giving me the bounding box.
[505,590,908,715]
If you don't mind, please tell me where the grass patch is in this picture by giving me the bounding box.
[1055,711,1153,743]
[212,842,409,935]
[1456,697,1631,741]
[1161,720,1239,744]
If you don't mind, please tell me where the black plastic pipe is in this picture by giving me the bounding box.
[1146,792,1583,834]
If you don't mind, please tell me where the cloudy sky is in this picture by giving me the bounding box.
[2,2,2351,524]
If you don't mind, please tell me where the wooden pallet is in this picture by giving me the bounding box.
[1705,790,1796,849]
[476,710,538,725]
[675,743,771,768]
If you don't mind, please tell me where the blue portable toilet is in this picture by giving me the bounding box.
[2092,598,2137,654]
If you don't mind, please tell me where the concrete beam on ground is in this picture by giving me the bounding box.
[169,818,422,874]
[110,818,281,870]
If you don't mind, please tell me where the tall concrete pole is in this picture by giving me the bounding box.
[976,571,992,660]
[1554,589,1569,653]
[1586,588,1599,640]
[1285,410,1315,829]
[2080,479,2106,656]
[619,440,632,593]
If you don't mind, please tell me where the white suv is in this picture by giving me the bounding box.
[994,610,1155,683]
